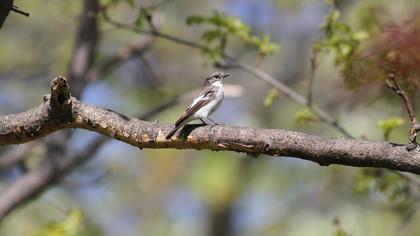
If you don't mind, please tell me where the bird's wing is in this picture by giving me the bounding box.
[174,88,216,126]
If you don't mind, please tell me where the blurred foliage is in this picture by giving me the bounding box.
[294,108,317,125]
[332,217,351,236]
[314,8,369,88]
[186,11,279,61]
[343,11,420,90]
[263,87,279,107]
[32,209,83,236]
[377,116,404,141]
[2,0,420,236]
[189,152,241,211]
[354,169,413,211]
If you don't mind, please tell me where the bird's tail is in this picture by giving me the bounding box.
[165,125,181,139]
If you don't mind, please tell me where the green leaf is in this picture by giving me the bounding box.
[202,47,223,61]
[258,35,279,56]
[34,209,83,236]
[325,0,336,6]
[330,10,340,23]
[123,0,135,7]
[202,29,224,43]
[377,116,404,133]
[186,11,279,61]
[186,15,206,25]
[263,87,279,107]
[352,31,369,41]
[135,7,147,28]
[294,108,317,124]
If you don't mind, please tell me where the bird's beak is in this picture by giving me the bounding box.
[223,73,230,78]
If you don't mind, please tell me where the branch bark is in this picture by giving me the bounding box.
[1,77,420,175]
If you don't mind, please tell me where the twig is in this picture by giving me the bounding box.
[0,142,36,170]
[86,36,152,81]
[101,9,209,51]
[11,5,29,17]
[307,47,317,106]
[386,74,419,150]
[222,58,353,138]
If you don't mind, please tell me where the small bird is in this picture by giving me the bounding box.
[166,71,230,139]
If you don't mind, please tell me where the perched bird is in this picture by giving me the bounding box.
[166,71,230,139]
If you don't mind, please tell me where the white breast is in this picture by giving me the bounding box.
[193,85,224,119]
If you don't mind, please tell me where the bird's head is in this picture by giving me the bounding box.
[204,72,230,86]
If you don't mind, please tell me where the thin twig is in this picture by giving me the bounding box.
[0,142,37,170]
[307,47,317,106]
[223,58,353,138]
[102,10,206,51]
[11,5,29,17]
[386,74,419,150]
[86,36,152,81]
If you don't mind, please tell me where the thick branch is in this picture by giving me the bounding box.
[2,77,420,175]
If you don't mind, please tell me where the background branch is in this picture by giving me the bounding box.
[386,74,419,150]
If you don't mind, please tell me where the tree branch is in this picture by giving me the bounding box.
[386,74,420,150]
[68,0,100,98]
[0,142,37,170]
[0,135,107,219]
[1,77,420,176]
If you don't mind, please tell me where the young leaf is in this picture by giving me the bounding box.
[34,209,83,236]
[377,116,404,140]
[263,87,279,107]
[186,11,279,61]
[294,108,317,124]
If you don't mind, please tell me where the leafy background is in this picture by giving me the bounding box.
[0,0,420,235]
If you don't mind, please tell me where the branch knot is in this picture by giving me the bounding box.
[48,76,73,122]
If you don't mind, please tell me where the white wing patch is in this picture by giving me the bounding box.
[187,94,205,111]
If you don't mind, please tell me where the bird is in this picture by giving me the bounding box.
[165,71,230,139]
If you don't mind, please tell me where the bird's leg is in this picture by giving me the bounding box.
[207,117,218,125]
[200,119,208,125]
[206,117,219,137]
